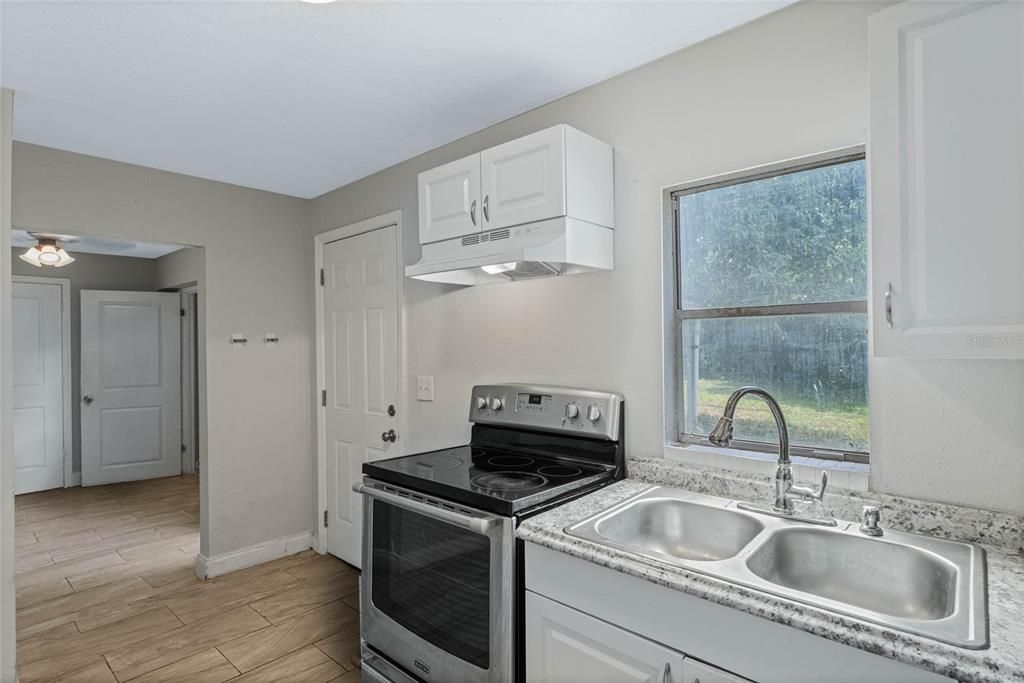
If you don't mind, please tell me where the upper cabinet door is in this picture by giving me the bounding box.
[870,1,1024,358]
[480,125,566,230]
[418,153,481,244]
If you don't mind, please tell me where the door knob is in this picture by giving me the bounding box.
[82,395,94,405]
[381,429,397,443]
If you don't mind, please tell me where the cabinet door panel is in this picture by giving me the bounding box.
[418,153,480,244]
[481,125,565,230]
[526,591,684,683]
[682,659,752,683]
[870,1,1024,358]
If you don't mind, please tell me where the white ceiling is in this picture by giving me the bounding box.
[12,229,185,259]
[1,1,791,199]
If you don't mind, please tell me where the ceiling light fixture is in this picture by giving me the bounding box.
[20,237,75,268]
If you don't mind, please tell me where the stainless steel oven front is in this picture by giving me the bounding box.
[358,478,515,683]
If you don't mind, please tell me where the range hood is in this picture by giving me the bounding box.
[405,217,613,286]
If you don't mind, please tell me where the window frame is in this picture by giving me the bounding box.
[663,145,869,464]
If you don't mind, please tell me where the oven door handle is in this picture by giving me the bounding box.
[353,481,500,535]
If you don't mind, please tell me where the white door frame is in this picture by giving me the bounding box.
[180,286,199,474]
[314,210,406,554]
[12,275,73,488]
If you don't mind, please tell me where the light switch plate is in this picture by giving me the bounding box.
[416,375,434,401]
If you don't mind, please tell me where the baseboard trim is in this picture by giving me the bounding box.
[65,472,82,488]
[195,531,314,580]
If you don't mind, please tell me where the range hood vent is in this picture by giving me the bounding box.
[405,218,612,286]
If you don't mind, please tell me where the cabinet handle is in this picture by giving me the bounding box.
[483,195,490,222]
[884,282,894,329]
[470,199,477,226]
[662,662,671,683]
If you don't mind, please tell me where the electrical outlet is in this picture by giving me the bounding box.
[416,375,434,401]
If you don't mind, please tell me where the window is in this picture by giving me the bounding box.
[669,148,868,462]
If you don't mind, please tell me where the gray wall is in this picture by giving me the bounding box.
[12,144,312,558]
[11,250,159,475]
[310,1,1024,513]
[156,247,204,291]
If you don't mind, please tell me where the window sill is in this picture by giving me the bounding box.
[662,443,869,493]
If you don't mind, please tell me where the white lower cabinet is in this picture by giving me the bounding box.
[682,659,750,683]
[527,591,746,683]
[526,543,952,683]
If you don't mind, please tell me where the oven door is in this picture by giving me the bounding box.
[357,479,514,683]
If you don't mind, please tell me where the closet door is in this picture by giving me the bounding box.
[869,1,1024,358]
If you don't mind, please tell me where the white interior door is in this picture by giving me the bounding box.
[13,281,66,494]
[80,290,181,485]
[324,225,400,567]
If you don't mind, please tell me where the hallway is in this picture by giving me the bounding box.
[15,476,360,682]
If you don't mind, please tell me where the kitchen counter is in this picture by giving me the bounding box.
[517,477,1024,683]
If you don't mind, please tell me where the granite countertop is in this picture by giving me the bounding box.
[517,477,1024,683]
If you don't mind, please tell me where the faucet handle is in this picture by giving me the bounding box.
[860,505,883,536]
[791,471,828,502]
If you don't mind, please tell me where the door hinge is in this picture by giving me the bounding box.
[319,269,325,286]
[181,444,187,454]
[321,389,327,407]
[180,308,185,317]
[324,510,329,528]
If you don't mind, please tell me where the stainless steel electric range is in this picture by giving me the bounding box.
[354,384,625,683]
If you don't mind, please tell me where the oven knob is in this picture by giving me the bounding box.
[587,404,602,423]
[476,396,487,410]
[565,404,579,419]
[489,397,504,411]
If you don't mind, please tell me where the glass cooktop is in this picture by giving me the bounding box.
[363,445,614,515]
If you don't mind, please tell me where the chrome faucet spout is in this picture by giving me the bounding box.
[709,386,790,465]
[708,385,830,522]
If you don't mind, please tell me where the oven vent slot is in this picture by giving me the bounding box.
[379,484,477,516]
[487,229,510,241]
[461,235,480,247]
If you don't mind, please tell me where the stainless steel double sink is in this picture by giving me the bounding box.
[565,486,988,648]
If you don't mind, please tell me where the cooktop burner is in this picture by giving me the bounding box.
[412,453,465,471]
[538,464,584,477]
[485,455,535,469]
[471,471,548,492]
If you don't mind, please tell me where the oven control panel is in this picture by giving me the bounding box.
[470,384,623,441]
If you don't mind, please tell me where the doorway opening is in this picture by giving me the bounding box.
[10,231,208,662]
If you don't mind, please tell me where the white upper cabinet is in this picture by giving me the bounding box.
[480,125,566,230]
[417,153,482,245]
[869,1,1024,358]
[417,124,614,244]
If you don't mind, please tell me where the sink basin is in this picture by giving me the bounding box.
[565,486,988,648]
[593,498,764,562]
[746,527,957,621]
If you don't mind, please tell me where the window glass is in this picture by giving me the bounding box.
[681,314,869,453]
[679,160,867,309]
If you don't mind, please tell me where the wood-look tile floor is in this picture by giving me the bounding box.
[15,475,361,683]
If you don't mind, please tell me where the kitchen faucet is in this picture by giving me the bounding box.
[709,386,835,525]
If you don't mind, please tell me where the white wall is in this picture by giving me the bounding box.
[11,143,314,557]
[311,1,1024,514]
[11,250,162,475]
